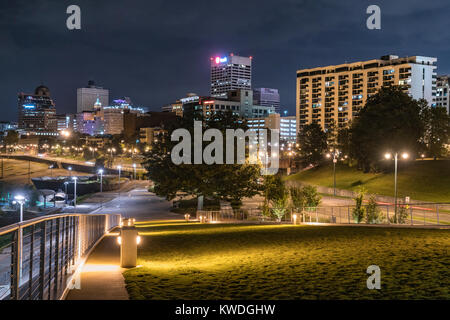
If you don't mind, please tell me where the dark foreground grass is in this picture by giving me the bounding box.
[124,221,450,300]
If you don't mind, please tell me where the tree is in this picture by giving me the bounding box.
[262,175,289,221]
[289,186,306,211]
[350,86,424,172]
[143,111,261,203]
[4,130,19,147]
[295,122,328,167]
[365,195,382,224]
[352,186,366,223]
[301,185,321,208]
[420,104,450,159]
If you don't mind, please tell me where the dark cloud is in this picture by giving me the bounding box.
[1,0,450,121]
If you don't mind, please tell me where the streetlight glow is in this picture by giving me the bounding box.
[384,153,392,160]
[401,152,409,159]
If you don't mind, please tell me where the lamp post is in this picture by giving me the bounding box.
[117,165,122,197]
[132,163,136,180]
[64,181,68,204]
[326,150,339,196]
[72,177,78,207]
[98,169,104,193]
[385,152,409,222]
[13,194,25,278]
[68,166,72,176]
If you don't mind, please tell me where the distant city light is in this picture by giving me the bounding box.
[215,56,227,64]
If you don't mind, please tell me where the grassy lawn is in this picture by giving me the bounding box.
[286,160,450,203]
[124,221,450,300]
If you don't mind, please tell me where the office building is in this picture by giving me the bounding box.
[77,80,109,113]
[247,113,297,142]
[253,88,281,113]
[182,89,275,119]
[0,121,18,132]
[296,55,437,132]
[18,85,57,132]
[210,54,252,97]
[436,75,450,114]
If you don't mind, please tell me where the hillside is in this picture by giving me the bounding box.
[285,160,450,203]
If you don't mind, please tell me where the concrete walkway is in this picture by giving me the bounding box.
[65,233,129,300]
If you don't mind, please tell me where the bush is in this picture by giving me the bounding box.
[390,204,409,224]
[352,187,366,223]
[271,193,289,222]
[365,195,382,224]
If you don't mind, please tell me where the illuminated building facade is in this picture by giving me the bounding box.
[77,80,109,113]
[296,55,437,132]
[253,88,281,113]
[210,54,252,97]
[18,85,57,132]
[436,75,450,114]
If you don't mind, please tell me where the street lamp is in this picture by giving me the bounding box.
[326,149,339,196]
[68,166,72,176]
[117,165,122,195]
[132,163,136,180]
[13,194,25,277]
[98,169,104,193]
[385,152,409,222]
[72,176,78,207]
[64,181,69,204]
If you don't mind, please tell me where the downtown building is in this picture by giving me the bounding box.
[182,89,275,119]
[296,55,437,132]
[18,85,57,134]
[77,80,109,113]
[253,88,281,113]
[436,75,450,114]
[210,54,252,97]
[247,113,297,142]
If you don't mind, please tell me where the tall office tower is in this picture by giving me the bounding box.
[210,53,252,97]
[296,55,437,132]
[77,80,109,113]
[436,75,450,114]
[18,85,57,131]
[253,88,281,113]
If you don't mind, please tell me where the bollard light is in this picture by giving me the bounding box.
[185,213,190,222]
[293,214,298,225]
[117,236,122,245]
[136,235,141,245]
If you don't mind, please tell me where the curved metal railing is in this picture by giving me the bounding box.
[0,213,121,300]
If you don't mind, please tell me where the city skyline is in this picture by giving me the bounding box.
[2,0,450,122]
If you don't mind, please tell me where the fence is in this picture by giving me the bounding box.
[196,203,450,226]
[0,213,121,300]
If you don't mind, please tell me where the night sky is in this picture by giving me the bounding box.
[1,0,450,122]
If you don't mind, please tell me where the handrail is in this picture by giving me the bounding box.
[0,213,120,236]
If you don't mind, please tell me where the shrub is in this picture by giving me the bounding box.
[365,195,382,224]
[352,186,366,223]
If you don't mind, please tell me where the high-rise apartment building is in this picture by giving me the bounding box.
[77,80,109,113]
[296,55,437,132]
[253,88,281,113]
[436,75,450,114]
[18,85,57,132]
[210,54,252,97]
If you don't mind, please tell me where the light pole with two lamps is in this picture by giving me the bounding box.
[326,149,340,196]
[13,194,26,277]
[384,151,409,222]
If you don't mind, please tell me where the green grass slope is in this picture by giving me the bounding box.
[285,160,450,203]
[124,221,450,300]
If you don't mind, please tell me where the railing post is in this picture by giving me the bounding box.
[28,224,35,299]
[436,204,440,225]
[39,221,46,300]
[386,206,390,224]
[11,229,20,300]
[347,206,350,224]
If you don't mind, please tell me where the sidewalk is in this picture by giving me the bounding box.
[65,233,129,300]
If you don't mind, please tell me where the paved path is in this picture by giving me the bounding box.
[65,185,178,300]
[66,233,129,300]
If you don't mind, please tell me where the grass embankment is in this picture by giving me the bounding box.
[124,221,449,300]
[286,160,450,203]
